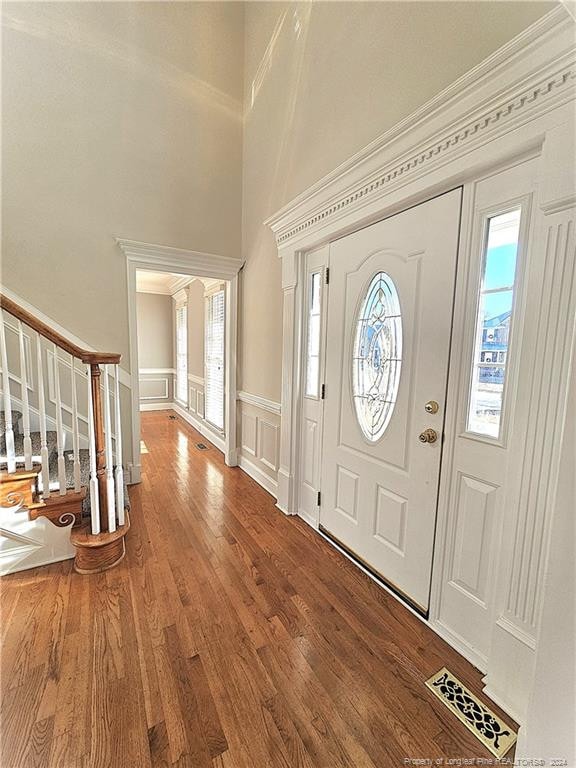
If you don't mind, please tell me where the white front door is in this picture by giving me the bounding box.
[320,190,462,612]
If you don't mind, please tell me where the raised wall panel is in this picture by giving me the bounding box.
[241,412,257,457]
[450,475,497,604]
[197,391,205,418]
[188,385,197,413]
[335,466,359,522]
[373,486,407,555]
[302,418,317,487]
[258,419,279,471]
[139,377,169,400]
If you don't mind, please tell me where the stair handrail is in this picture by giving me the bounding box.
[0,292,124,538]
[0,294,121,365]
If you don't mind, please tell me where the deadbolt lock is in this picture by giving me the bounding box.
[419,428,438,444]
[424,400,439,414]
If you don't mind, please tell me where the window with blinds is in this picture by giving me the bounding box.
[175,304,188,405]
[205,289,225,431]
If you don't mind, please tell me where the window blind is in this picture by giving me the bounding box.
[205,290,225,431]
[175,304,188,405]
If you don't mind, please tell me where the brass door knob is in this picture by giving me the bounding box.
[425,400,439,414]
[419,428,438,444]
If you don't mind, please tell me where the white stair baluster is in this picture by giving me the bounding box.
[70,355,81,493]
[18,321,33,470]
[87,365,100,534]
[53,344,67,495]
[113,364,125,527]
[103,364,116,532]
[0,311,16,473]
[36,333,50,497]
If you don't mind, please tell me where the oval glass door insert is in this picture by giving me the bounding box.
[352,272,402,441]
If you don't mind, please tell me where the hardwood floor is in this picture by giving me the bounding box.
[1,410,516,767]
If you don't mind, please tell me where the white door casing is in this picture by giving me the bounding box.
[320,190,462,612]
[298,247,329,527]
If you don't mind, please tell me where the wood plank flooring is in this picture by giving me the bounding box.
[1,410,516,767]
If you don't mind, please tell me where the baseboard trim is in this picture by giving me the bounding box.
[171,403,225,453]
[140,402,173,411]
[238,454,278,499]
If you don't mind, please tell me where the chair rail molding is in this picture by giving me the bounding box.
[118,238,243,479]
[237,390,281,415]
[139,367,175,375]
[267,7,576,746]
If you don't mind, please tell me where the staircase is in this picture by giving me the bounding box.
[0,293,130,575]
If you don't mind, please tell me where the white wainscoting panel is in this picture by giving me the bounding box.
[197,391,205,418]
[258,419,279,472]
[241,412,257,457]
[189,385,197,414]
[139,377,169,400]
[238,396,281,498]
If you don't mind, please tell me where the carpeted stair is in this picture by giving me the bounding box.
[1,408,130,518]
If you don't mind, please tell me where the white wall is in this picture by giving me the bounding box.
[2,2,244,465]
[137,293,173,370]
[187,280,205,380]
[239,0,554,403]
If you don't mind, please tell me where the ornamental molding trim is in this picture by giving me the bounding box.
[267,9,576,248]
[116,238,243,281]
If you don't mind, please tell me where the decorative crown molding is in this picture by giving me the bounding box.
[267,8,576,248]
[116,238,244,281]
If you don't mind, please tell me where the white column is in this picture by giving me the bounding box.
[113,364,125,526]
[103,364,116,532]
[17,321,32,470]
[276,249,302,515]
[0,312,16,473]
[87,364,100,534]
[53,344,67,495]
[36,333,50,497]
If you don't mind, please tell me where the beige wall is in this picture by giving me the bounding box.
[239,0,554,402]
[136,293,173,370]
[187,281,205,380]
[1,1,244,369]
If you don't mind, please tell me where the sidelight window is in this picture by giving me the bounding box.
[305,271,322,398]
[467,208,522,439]
[352,272,402,442]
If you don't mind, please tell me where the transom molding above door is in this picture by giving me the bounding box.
[266,7,574,252]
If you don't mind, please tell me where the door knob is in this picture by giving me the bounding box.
[424,400,439,414]
[419,428,438,444]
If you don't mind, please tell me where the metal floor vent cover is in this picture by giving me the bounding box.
[196,443,209,451]
[168,415,176,420]
[425,667,517,758]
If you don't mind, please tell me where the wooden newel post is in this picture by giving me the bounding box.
[90,363,109,533]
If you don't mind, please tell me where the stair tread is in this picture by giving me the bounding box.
[0,429,58,456]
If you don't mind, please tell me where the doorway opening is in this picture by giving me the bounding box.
[118,238,242,481]
[135,270,229,457]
